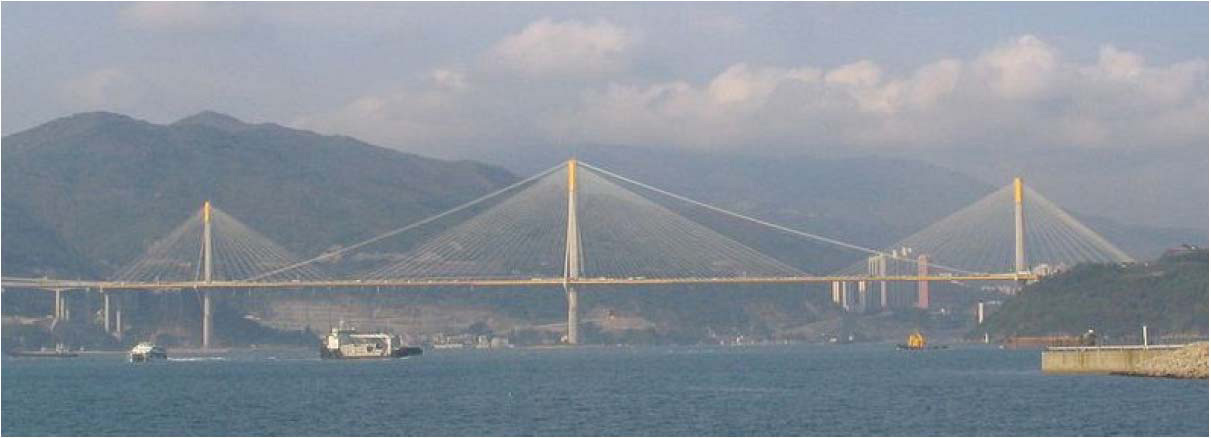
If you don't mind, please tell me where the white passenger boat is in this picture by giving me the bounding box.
[129,342,167,362]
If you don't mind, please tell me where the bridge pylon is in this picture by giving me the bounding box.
[564,160,583,345]
[202,201,214,349]
[1013,178,1027,274]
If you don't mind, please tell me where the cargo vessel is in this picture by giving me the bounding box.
[320,326,422,359]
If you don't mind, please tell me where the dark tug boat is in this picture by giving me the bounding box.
[320,325,423,359]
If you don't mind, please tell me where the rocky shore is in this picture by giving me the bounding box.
[1121,342,1208,379]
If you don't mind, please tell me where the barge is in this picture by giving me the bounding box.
[320,326,422,359]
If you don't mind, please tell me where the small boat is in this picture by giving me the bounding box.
[129,342,167,362]
[320,324,422,360]
[897,331,947,350]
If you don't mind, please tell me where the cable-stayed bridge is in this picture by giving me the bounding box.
[1,160,1132,346]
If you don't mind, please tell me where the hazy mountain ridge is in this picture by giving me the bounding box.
[2,111,515,277]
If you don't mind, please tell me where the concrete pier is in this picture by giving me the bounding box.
[840,282,850,311]
[103,292,111,333]
[202,291,213,349]
[566,286,579,345]
[53,289,65,320]
[856,281,868,313]
[1042,345,1183,374]
[115,297,123,341]
[916,254,929,309]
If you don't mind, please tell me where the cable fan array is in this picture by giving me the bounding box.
[109,163,1134,285]
[838,182,1133,275]
[357,165,802,280]
[362,169,568,279]
[112,206,327,282]
[575,168,804,278]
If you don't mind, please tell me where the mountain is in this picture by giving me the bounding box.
[978,250,1209,340]
[1,111,515,277]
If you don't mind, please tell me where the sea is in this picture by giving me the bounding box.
[2,344,1207,436]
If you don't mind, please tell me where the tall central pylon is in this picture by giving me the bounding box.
[201,201,214,349]
[1013,177,1027,274]
[203,201,213,283]
[564,160,583,345]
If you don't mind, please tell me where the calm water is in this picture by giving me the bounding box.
[2,344,1207,436]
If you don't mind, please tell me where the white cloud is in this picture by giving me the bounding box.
[972,35,1059,100]
[305,34,1206,155]
[542,35,1206,151]
[707,63,820,106]
[490,18,636,77]
[825,60,882,88]
[905,59,962,109]
[1095,46,1145,81]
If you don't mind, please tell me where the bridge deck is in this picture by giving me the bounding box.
[1,274,1033,292]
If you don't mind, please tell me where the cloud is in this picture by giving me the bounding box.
[545,35,1206,151]
[707,63,820,106]
[971,35,1059,100]
[296,69,506,150]
[489,18,636,77]
[303,34,1205,156]
[120,3,248,31]
[825,60,882,88]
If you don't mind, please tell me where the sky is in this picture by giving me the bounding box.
[2,2,1207,230]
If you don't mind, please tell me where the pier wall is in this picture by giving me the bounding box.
[1041,346,1182,374]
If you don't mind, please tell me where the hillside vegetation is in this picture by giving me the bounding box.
[2,111,514,277]
[978,250,1209,340]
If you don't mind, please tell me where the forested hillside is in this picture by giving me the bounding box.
[978,250,1208,340]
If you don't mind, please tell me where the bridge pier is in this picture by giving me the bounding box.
[840,282,851,311]
[52,289,71,321]
[916,254,930,309]
[115,296,123,341]
[202,291,213,349]
[857,281,868,313]
[53,289,62,320]
[879,281,888,310]
[831,281,857,312]
[103,291,111,333]
[867,254,889,311]
[566,286,579,345]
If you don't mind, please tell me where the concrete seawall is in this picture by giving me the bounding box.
[1041,345,1183,374]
